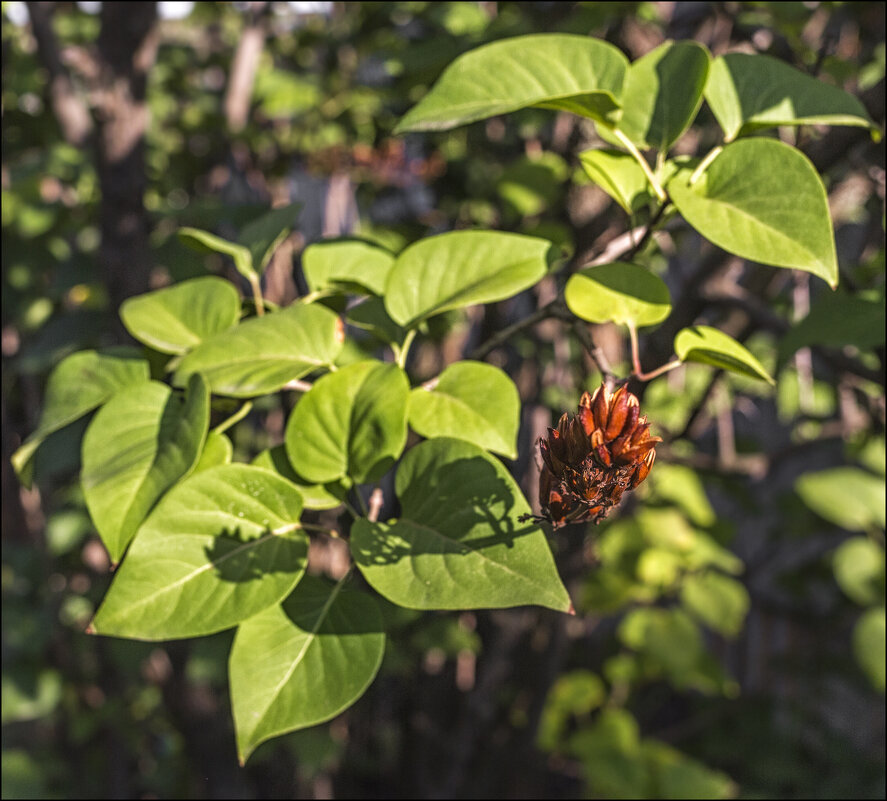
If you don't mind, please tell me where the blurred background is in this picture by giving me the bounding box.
[1,1,884,798]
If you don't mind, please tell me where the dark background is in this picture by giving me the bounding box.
[2,2,885,798]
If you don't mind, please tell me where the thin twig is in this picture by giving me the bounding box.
[468,299,563,360]
[282,378,313,392]
[570,319,615,383]
[368,488,384,522]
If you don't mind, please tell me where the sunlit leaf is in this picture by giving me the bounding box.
[674,326,774,384]
[668,139,838,287]
[252,445,345,510]
[302,238,395,295]
[12,348,150,486]
[91,465,308,640]
[81,374,210,563]
[395,34,628,133]
[384,230,553,328]
[230,576,385,764]
[565,262,671,327]
[285,361,409,484]
[120,276,241,355]
[609,40,710,151]
[408,361,520,459]
[579,149,654,214]
[351,438,571,612]
[193,431,233,473]
[175,302,343,397]
[705,52,878,141]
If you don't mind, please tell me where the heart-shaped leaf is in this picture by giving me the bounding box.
[81,373,210,562]
[230,576,385,764]
[667,138,838,287]
[384,230,553,328]
[408,361,520,459]
[252,446,345,510]
[120,276,241,355]
[351,438,571,612]
[705,52,878,142]
[285,360,409,484]
[12,348,150,486]
[394,34,628,133]
[178,227,254,280]
[237,202,302,276]
[90,464,308,640]
[609,40,710,151]
[174,302,343,397]
[579,149,654,214]
[303,239,396,296]
[674,326,774,384]
[565,262,671,328]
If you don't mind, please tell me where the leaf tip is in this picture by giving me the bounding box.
[567,601,576,616]
[85,622,96,635]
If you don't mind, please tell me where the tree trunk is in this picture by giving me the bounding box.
[95,2,158,310]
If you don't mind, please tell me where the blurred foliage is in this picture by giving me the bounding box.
[2,1,884,799]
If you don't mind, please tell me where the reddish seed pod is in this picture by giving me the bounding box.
[526,383,662,529]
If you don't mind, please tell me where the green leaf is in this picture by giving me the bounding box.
[193,431,233,473]
[120,277,241,355]
[302,238,396,295]
[91,464,308,640]
[497,152,569,218]
[565,262,671,328]
[610,40,710,151]
[579,149,654,214]
[345,296,406,346]
[833,538,885,606]
[81,374,210,563]
[796,467,886,531]
[174,302,343,397]
[408,361,520,459]
[778,288,886,367]
[251,445,345,510]
[680,571,750,637]
[394,34,628,133]
[178,227,255,280]
[229,576,385,764]
[643,740,735,800]
[705,52,878,142]
[12,348,150,486]
[237,202,303,276]
[618,607,703,678]
[351,438,571,612]
[667,138,838,287]
[674,326,774,384]
[537,670,606,751]
[384,230,553,328]
[568,708,650,800]
[285,360,409,484]
[854,607,886,692]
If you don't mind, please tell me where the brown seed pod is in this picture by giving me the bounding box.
[526,383,661,529]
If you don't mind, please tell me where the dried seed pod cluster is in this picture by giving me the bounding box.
[531,384,661,528]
